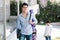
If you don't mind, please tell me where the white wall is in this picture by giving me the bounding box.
[0,7,4,21]
[20,0,37,5]
[22,0,28,3]
[28,0,37,5]
[0,0,3,21]
[0,0,10,21]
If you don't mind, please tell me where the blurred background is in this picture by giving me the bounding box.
[0,0,60,40]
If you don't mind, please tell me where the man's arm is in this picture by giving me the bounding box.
[16,16,21,30]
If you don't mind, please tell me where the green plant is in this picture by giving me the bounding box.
[36,1,60,24]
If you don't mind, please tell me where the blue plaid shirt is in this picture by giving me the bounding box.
[17,12,37,35]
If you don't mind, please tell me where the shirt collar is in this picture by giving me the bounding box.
[20,12,29,18]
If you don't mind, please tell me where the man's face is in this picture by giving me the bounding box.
[22,5,28,13]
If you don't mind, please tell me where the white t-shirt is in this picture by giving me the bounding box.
[44,24,53,36]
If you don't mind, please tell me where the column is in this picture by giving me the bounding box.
[3,0,6,40]
[16,0,19,16]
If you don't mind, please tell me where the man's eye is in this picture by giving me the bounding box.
[23,7,27,8]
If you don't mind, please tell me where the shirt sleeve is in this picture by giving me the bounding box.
[50,25,53,30]
[16,16,21,30]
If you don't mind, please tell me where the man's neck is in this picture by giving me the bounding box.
[23,12,27,15]
[22,12,28,18]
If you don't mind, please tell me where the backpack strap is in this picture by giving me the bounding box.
[29,13,31,21]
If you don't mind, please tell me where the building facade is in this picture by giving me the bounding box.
[0,0,37,21]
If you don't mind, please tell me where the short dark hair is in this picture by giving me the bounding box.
[22,3,28,7]
[46,20,50,23]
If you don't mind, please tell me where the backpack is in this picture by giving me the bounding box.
[29,10,37,40]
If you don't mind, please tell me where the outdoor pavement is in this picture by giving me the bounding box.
[36,25,60,40]
[0,22,60,40]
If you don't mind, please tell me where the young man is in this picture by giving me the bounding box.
[17,3,37,40]
[44,21,53,40]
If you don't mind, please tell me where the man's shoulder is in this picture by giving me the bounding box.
[18,14,22,16]
[17,14,22,19]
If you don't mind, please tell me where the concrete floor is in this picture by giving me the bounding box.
[0,22,60,40]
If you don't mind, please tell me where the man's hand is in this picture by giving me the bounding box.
[29,20,35,24]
